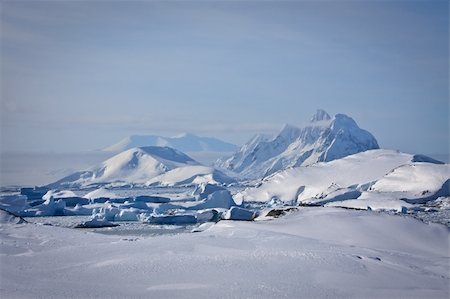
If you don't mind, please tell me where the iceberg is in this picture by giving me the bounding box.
[223,207,256,221]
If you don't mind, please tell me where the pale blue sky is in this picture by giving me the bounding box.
[1,0,448,156]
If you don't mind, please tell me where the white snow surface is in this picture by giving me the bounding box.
[1,207,448,298]
[326,163,450,210]
[83,188,123,200]
[146,165,234,186]
[42,190,77,200]
[48,147,233,188]
[216,110,379,179]
[237,149,416,204]
[326,192,414,211]
[371,163,449,195]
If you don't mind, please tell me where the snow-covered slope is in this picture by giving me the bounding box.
[1,208,448,298]
[104,133,237,153]
[369,163,450,203]
[326,162,449,210]
[216,109,379,179]
[47,146,233,188]
[146,165,234,186]
[236,150,448,206]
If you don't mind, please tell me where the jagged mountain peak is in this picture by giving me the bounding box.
[332,113,357,128]
[310,109,331,122]
[215,110,379,179]
[277,124,302,140]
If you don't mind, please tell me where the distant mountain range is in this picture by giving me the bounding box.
[215,109,380,179]
[104,133,237,153]
[48,109,447,191]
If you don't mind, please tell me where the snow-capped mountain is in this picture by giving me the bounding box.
[216,109,379,179]
[48,146,234,188]
[104,133,237,153]
[235,149,448,208]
